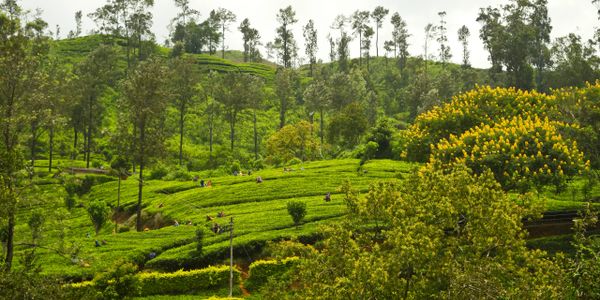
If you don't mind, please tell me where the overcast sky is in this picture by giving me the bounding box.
[19,0,599,68]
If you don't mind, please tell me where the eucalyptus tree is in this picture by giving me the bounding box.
[239,18,261,62]
[75,45,119,168]
[170,55,201,166]
[351,10,370,65]
[274,6,298,68]
[391,12,409,70]
[303,20,318,76]
[122,57,170,232]
[243,75,266,160]
[457,25,471,68]
[303,79,330,149]
[213,72,251,151]
[436,11,451,65]
[215,8,236,59]
[371,6,389,57]
[275,68,298,129]
[0,1,49,270]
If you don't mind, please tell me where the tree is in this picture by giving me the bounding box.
[171,0,199,41]
[362,26,374,69]
[0,3,49,270]
[243,75,266,160]
[371,6,389,57]
[213,72,249,150]
[239,18,261,62]
[286,201,307,228]
[266,121,319,165]
[269,165,567,298]
[170,55,200,166]
[530,0,552,91]
[110,156,132,211]
[391,13,409,69]
[75,45,118,168]
[457,25,471,68]
[275,68,298,129]
[304,79,330,149]
[549,34,599,88]
[351,10,370,66]
[436,11,451,65]
[202,72,222,158]
[87,200,110,235]
[67,10,82,38]
[274,6,298,68]
[328,102,369,147]
[303,20,318,76]
[122,57,170,232]
[215,8,236,59]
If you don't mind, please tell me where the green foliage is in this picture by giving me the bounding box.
[245,257,300,291]
[149,164,169,180]
[87,199,110,235]
[0,269,87,300]
[272,165,568,299]
[365,118,394,158]
[138,265,240,296]
[27,210,45,242]
[92,260,140,300]
[286,201,307,227]
[328,102,369,148]
[266,121,319,165]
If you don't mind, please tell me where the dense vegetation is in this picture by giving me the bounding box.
[1,0,600,298]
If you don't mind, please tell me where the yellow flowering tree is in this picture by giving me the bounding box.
[431,115,588,192]
[403,86,559,162]
[266,121,319,165]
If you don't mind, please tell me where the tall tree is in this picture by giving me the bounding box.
[274,6,298,68]
[275,68,297,129]
[391,13,410,70]
[304,79,330,150]
[243,75,266,160]
[362,26,374,69]
[215,8,236,59]
[477,6,504,79]
[351,10,370,65]
[75,45,118,168]
[122,57,170,232]
[303,20,318,76]
[530,0,552,91]
[213,72,249,150]
[170,55,200,166]
[67,10,82,38]
[171,0,199,41]
[371,6,389,57]
[0,1,49,270]
[550,33,599,87]
[436,11,451,65]
[457,25,471,68]
[239,18,262,62]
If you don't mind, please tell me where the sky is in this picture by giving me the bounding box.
[19,0,600,68]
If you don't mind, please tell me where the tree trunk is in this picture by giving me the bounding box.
[117,176,121,209]
[30,121,37,177]
[178,105,185,166]
[279,98,286,129]
[132,124,137,173]
[4,214,14,270]
[222,24,226,59]
[209,116,213,158]
[86,95,93,169]
[48,124,54,173]
[253,109,258,160]
[376,26,379,57]
[136,123,145,232]
[358,32,362,66]
[319,108,324,150]
[72,126,78,160]
[230,111,236,151]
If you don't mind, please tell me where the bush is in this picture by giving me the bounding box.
[149,164,169,180]
[286,201,307,227]
[195,228,205,255]
[230,160,241,175]
[138,265,240,296]
[287,157,302,166]
[87,200,110,235]
[164,167,193,181]
[92,261,140,299]
[245,257,300,291]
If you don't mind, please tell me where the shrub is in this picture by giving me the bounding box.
[286,201,307,227]
[87,200,110,235]
[138,265,240,296]
[230,160,241,175]
[245,257,300,291]
[149,164,169,180]
[164,167,193,181]
[287,157,302,166]
[92,261,140,299]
